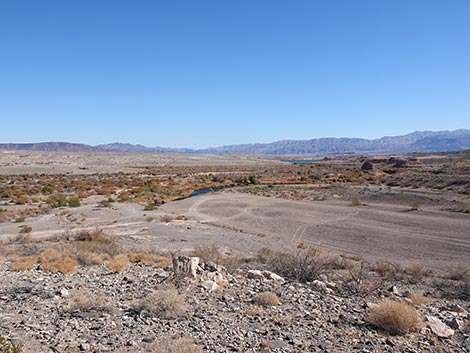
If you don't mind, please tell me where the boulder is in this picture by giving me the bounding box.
[426,316,454,338]
[173,256,199,279]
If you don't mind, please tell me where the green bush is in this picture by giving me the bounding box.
[68,196,81,207]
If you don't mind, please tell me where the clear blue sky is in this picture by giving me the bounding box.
[1,1,469,148]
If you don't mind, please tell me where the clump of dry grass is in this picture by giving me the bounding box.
[107,254,129,273]
[350,197,362,206]
[127,252,172,267]
[447,265,469,281]
[0,334,23,353]
[408,292,430,307]
[406,263,432,282]
[133,286,186,319]
[65,292,117,315]
[40,255,77,274]
[160,214,174,223]
[253,292,280,306]
[76,251,104,266]
[9,255,39,271]
[368,299,420,335]
[154,335,202,353]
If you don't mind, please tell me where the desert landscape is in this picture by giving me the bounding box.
[0,150,469,352]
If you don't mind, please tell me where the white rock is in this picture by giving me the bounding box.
[173,256,199,279]
[199,280,220,292]
[426,316,454,338]
[261,270,285,283]
[312,280,333,294]
[246,270,265,280]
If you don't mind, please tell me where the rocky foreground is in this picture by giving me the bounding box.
[0,257,469,353]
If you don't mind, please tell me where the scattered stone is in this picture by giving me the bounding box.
[426,316,455,338]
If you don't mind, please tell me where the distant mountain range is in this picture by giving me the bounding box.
[1,129,470,155]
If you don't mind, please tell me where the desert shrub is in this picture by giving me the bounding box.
[71,229,121,255]
[40,255,77,274]
[14,217,25,223]
[340,261,384,297]
[435,279,470,300]
[0,334,23,353]
[350,197,362,206]
[67,196,81,207]
[9,255,39,271]
[408,202,420,211]
[267,248,329,283]
[144,203,156,211]
[18,225,32,234]
[447,265,469,281]
[253,292,280,306]
[154,335,202,353]
[107,254,129,273]
[48,193,68,208]
[133,286,186,319]
[14,196,29,205]
[406,263,431,283]
[65,292,117,315]
[160,214,174,223]
[329,255,354,270]
[127,252,171,267]
[76,251,103,266]
[248,175,258,184]
[408,292,430,307]
[368,299,420,335]
[370,261,404,280]
[192,244,222,264]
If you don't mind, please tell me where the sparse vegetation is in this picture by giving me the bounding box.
[253,292,280,306]
[368,299,420,335]
[160,214,174,223]
[0,334,23,353]
[18,225,32,234]
[154,335,203,353]
[133,286,186,319]
[266,248,329,283]
[107,254,129,273]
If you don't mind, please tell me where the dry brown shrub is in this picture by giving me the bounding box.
[71,229,121,255]
[9,255,39,271]
[267,248,329,283]
[368,299,420,335]
[41,255,77,274]
[127,252,172,268]
[160,214,174,223]
[133,286,186,319]
[14,196,29,205]
[107,254,129,273]
[409,293,430,306]
[242,305,266,317]
[253,292,280,306]
[370,261,404,280]
[154,335,202,353]
[65,292,117,315]
[39,248,60,262]
[447,265,469,281]
[76,251,103,266]
[350,197,362,206]
[407,263,432,282]
[192,244,222,264]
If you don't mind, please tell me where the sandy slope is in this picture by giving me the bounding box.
[162,191,470,269]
